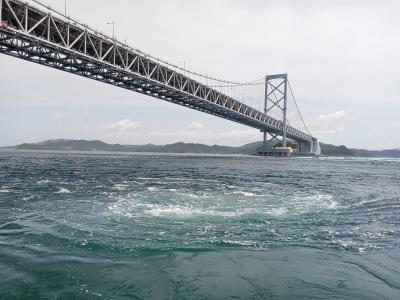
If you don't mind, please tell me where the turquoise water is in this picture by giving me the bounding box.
[0,151,400,299]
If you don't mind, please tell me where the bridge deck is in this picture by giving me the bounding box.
[0,0,316,143]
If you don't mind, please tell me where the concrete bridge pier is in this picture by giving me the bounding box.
[298,140,321,156]
[257,140,320,157]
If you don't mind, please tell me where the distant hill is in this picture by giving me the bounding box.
[319,143,400,158]
[350,148,400,158]
[319,143,353,156]
[3,139,400,158]
[11,139,247,154]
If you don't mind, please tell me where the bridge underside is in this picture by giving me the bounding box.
[0,0,319,154]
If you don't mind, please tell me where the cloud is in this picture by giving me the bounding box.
[393,122,400,128]
[99,120,261,146]
[307,110,352,138]
[212,129,260,140]
[51,112,63,119]
[140,123,260,145]
[188,121,203,131]
[105,119,138,133]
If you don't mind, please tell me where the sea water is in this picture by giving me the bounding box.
[0,151,399,299]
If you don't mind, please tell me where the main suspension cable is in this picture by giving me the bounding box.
[287,80,312,136]
[208,77,265,88]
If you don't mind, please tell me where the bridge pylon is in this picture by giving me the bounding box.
[257,74,320,156]
[263,74,288,147]
[258,74,292,156]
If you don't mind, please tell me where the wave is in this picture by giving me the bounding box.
[22,195,37,201]
[37,179,51,185]
[232,191,256,197]
[113,184,129,191]
[147,206,245,218]
[56,188,72,194]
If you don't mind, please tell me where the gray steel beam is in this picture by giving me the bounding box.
[282,75,288,147]
[266,74,287,81]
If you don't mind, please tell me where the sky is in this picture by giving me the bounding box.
[0,0,399,149]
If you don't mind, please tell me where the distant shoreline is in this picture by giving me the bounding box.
[1,148,398,160]
[0,148,254,158]
[1,139,400,158]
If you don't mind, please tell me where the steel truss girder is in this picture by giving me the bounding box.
[0,0,315,143]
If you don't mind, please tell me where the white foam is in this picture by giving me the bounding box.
[113,184,129,191]
[294,193,338,212]
[221,240,257,246]
[37,179,51,184]
[146,205,256,218]
[335,239,356,249]
[0,189,11,193]
[177,192,201,199]
[233,191,255,197]
[106,191,337,221]
[312,194,336,208]
[56,188,71,194]
[267,207,288,216]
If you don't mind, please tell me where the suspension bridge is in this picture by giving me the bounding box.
[0,0,321,156]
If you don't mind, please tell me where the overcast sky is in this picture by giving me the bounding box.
[1,0,399,149]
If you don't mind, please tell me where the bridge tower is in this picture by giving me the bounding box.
[258,74,293,156]
[263,74,288,148]
[257,73,321,156]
